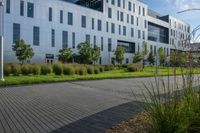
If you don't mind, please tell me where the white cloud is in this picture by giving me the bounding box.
[166,0,200,10]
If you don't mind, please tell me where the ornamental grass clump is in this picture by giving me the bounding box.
[53,62,63,75]
[63,65,75,75]
[11,64,21,76]
[32,65,41,75]
[4,64,12,76]
[41,65,52,75]
[21,64,32,75]
[78,67,87,75]
[87,66,94,74]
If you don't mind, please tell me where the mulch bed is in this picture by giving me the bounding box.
[106,112,151,133]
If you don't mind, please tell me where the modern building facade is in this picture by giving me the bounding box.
[1,0,191,64]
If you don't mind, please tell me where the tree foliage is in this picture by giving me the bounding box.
[114,45,125,64]
[77,42,100,64]
[170,50,189,66]
[12,39,34,63]
[158,47,165,66]
[148,51,155,66]
[133,52,143,63]
[58,48,72,63]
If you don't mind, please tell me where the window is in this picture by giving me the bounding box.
[6,0,10,13]
[62,31,68,48]
[13,23,20,43]
[51,29,55,47]
[97,20,102,31]
[133,4,135,12]
[117,11,120,20]
[154,46,157,55]
[119,25,121,35]
[128,2,131,11]
[111,23,115,33]
[130,16,133,25]
[127,14,129,23]
[49,7,52,21]
[94,36,96,46]
[106,22,109,32]
[143,7,145,16]
[123,0,125,9]
[27,2,34,18]
[120,12,124,22]
[117,0,121,7]
[99,57,102,64]
[33,26,40,46]
[108,38,112,52]
[131,28,134,37]
[20,1,24,16]
[92,18,95,29]
[142,31,145,40]
[137,17,139,26]
[123,26,126,36]
[86,34,90,43]
[144,20,147,28]
[81,16,86,28]
[138,6,141,15]
[138,30,141,39]
[72,32,75,48]
[67,12,73,25]
[111,0,115,5]
[101,37,103,51]
[60,10,63,23]
[108,8,112,18]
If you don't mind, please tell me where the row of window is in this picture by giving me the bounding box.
[13,23,114,52]
[106,0,146,16]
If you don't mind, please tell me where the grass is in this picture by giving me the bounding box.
[1,67,200,87]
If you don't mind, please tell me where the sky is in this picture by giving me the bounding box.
[142,0,200,41]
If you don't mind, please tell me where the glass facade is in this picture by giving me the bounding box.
[27,2,34,18]
[117,40,135,53]
[148,22,169,44]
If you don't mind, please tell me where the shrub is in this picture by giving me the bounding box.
[104,65,114,71]
[99,66,104,72]
[11,64,21,76]
[63,65,75,75]
[4,64,12,76]
[53,62,63,75]
[21,64,32,75]
[32,65,40,75]
[94,67,100,74]
[127,64,143,72]
[41,65,52,75]
[87,66,94,74]
[78,67,87,75]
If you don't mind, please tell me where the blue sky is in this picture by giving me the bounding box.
[142,0,200,30]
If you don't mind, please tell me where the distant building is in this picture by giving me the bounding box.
[191,43,200,64]
[1,0,191,64]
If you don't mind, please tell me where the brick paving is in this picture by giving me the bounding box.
[0,76,199,133]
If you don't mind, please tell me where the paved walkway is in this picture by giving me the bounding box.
[0,76,199,133]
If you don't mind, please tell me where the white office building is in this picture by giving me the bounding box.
[1,0,191,64]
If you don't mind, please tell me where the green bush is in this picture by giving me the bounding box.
[21,64,32,75]
[99,66,104,72]
[11,64,21,76]
[78,67,87,75]
[63,65,75,75]
[127,64,143,72]
[41,65,52,75]
[104,65,114,71]
[87,66,94,74]
[32,65,40,75]
[4,64,12,76]
[94,67,100,74]
[53,62,63,75]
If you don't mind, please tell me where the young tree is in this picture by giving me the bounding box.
[58,48,72,63]
[158,47,165,66]
[12,39,34,63]
[114,45,125,65]
[91,45,101,64]
[148,51,155,66]
[142,41,148,67]
[77,42,92,64]
[133,52,143,63]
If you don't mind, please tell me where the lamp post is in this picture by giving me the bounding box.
[0,1,4,81]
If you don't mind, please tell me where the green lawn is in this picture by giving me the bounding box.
[0,67,200,87]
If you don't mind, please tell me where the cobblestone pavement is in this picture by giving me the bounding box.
[0,76,199,133]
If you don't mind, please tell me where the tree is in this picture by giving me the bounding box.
[77,42,101,64]
[148,51,155,66]
[133,52,143,63]
[58,48,72,63]
[12,39,34,63]
[142,41,148,67]
[91,45,101,64]
[114,45,125,65]
[158,47,165,66]
[77,42,92,64]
